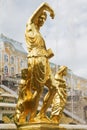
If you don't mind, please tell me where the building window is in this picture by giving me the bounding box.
[84,106,87,123]
[20,60,24,68]
[4,54,8,62]
[11,67,14,75]
[4,66,8,75]
[10,56,14,64]
[0,53,1,61]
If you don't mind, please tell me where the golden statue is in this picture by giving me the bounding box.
[14,2,56,125]
[51,66,68,124]
[14,3,68,128]
[25,2,57,123]
[14,69,33,124]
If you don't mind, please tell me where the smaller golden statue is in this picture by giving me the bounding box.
[14,69,33,124]
[51,66,68,124]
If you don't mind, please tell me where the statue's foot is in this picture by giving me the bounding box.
[51,115,59,124]
[14,118,26,126]
[29,118,37,123]
[34,113,51,123]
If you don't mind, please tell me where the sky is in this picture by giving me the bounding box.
[0,0,87,79]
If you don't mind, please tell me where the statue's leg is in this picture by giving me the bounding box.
[51,88,67,123]
[36,77,57,122]
[29,87,43,122]
[14,100,24,124]
[39,85,56,117]
[19,109,29,123]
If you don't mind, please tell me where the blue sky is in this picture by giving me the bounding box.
[0,0,87,78]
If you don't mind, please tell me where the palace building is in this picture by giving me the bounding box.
[0,34,28,81]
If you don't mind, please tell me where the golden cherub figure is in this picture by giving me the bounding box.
[14,69,33,124]
[51,66,68,124]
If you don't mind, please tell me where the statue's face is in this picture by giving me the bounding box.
[38,14,47,27]
[63,69,67,76]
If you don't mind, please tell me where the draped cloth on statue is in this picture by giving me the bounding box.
[28,57,51,89]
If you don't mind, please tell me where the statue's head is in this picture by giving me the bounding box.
[37,11,47,27]
[55,66,68,80]
[58,66,67,76]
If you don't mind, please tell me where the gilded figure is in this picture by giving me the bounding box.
[14,69,33,124]
[51,66,68,124]
[25,2,57,123]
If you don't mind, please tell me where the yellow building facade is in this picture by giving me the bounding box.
[0,34,27,81]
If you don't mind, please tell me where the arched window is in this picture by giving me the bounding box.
[11,67,14,75]
[84,106,87,123]
[20,60,24,68]
[4,66,8,75]
[10,56,14,64]
[0,53,1,60]
[4,54,8,62]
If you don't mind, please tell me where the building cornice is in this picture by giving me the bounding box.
[0,33,27,54]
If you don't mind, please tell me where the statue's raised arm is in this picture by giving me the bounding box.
[29,2,55,24]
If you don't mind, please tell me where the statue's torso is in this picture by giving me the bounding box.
[25,23,48,57]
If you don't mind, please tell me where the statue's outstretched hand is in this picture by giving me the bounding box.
[50,10,55,19]
[45,2,55,19]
